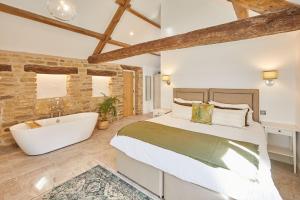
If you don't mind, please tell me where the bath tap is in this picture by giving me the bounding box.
[50,98,64,120]
[56,110,61,123]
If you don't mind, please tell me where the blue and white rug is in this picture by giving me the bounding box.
[43,165,153,200]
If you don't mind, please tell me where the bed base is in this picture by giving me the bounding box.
[117,151,164,197]
[116,151,232,200]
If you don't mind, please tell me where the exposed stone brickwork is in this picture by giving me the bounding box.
[0,50,143,147]
[135,68,143,115]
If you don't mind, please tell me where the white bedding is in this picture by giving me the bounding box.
[110,114,282,200]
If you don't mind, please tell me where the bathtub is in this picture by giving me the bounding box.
[10,112,98,155]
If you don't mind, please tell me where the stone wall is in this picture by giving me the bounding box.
[0,50,143,147]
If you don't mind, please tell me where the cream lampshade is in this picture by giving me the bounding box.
[162,75,171,85]
[262,70,278,86]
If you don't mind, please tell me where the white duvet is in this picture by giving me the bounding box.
[111,114,282,200]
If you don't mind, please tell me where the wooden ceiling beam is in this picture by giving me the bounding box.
[231,0,249,19]
[92,0,131,55]
[0,3,105,40]
[229,0,298,14]
[107,39,159,56]
[127,7,161,29]
[88,7,300,63]
[115,0,160,29]
[87,69,117,76]
[108,39,131,47]
[0,64,12,72]
[24,65,78,74]
[0,3,160,58]
[0,95,14,101]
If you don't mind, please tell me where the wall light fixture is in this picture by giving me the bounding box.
[162,75,171,85]
[262,70,278,86]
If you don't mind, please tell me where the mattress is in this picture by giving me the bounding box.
[110,114,282,200]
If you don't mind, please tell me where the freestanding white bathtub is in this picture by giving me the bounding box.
[10,112,98,155]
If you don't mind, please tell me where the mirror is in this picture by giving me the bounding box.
[145,76,152,101]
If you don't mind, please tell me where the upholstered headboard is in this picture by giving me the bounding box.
[173,88,209,103]
[173,88,260,122]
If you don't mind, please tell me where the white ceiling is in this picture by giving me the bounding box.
[1,0,296,67]
[0,0,161,67]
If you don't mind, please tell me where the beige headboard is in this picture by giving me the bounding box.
[173,88,260,122]
[173,88,209,103]
[209,88,259,122]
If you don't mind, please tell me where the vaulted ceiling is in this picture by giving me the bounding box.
[0,0,161,66]
[88,0,300,63]
[1,0,299,66]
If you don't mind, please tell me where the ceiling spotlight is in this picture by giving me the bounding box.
[129,31,134,36]
[47,0,77,21]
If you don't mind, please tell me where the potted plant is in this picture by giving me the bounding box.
[98,96,119,130]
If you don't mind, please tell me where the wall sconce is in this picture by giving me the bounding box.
[162,75,171,85]
[262,70,278,86]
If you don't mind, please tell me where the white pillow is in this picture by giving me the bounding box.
[212,108,248,128]
[209,101,249,109]
[171,103,192,120]
[174,98,202,104]
[209,101,254,124]
[247,109,254,124]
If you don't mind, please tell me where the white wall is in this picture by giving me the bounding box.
[296,32,300,169]
[161,0,299,154]
[161,0,299,124]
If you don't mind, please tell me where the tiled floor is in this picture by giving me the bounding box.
[0,114,299,200]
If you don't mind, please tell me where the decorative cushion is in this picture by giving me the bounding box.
[191,103,214,125]
[212,108,248,128]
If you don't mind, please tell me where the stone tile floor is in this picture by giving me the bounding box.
[0,114,299,200]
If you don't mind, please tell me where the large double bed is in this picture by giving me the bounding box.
[111,88,281,200]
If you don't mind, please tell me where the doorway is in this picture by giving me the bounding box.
[123,70,135,117]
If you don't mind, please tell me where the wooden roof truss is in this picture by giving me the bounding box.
[0,0,161,59]
[88,0,300,63]
[1,1,299,64]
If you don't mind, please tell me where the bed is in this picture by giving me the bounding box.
[111,88,281,200]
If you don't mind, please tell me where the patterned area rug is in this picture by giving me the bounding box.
[43,165,153,200]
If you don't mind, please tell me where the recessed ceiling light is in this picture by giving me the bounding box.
[165,27,174,36]
[129,31,134,36]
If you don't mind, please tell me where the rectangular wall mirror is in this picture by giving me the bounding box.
[145,76,152,101]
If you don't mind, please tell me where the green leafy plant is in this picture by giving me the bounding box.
[98,96,119,121]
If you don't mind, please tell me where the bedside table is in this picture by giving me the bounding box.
[153,108,172,117]
[261,121,298,173]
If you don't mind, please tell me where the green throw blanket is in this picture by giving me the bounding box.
[118,121,259,171]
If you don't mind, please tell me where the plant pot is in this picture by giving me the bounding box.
[98,120,109,130]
